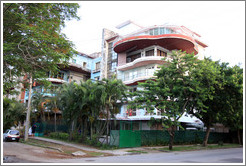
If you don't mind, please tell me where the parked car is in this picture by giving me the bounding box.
[3,129,20,142]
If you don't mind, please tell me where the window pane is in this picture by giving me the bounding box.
[146,49,154,56]
[154,28,158,35]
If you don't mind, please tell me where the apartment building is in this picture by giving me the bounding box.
[101,20,207,130]
[22,51,101,103]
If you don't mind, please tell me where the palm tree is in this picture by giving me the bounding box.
[32,92,48,122]
[45,86,61,132]
[58,82,78,140]
[99,76,127,144]
[83,80,105,140]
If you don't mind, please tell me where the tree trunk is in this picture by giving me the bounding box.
[203,125,211,147]
[69,120,75,141]
[168,127,175,150]
[42,110,46,122]
[24,75,32,141]
[106,105,109,144]
[90,121,93,140]
[54,112,56,132]
[237,129,242,145]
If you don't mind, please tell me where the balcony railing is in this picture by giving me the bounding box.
[92,68,100,73]
[118,56,167,71]
[122,70,156,82]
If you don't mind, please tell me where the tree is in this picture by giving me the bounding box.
[3,98,26,131]
[3,3,80,141]
[130,51,220,150]
[217,64,243,144]
[32,92,48,122]
[129,51,210,150]
[99,76,128,144]
[58,82,79,141]
[45,85,62,132]
[189,58,225,146]
[79,80,105,140]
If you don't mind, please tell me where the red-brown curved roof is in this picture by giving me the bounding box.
[113,34,199,55]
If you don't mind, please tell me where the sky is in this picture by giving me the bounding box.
[62,1,245,67]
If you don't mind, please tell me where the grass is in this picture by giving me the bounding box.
[43,135,120,150]
[86,151,105,156]
[126,150,148,154]
[20,138,113,157]
[158,144,242,152]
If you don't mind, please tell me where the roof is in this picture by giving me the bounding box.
[115,20,143,29]
[77,51,95,59]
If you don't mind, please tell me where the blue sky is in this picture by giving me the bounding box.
[62,1,245,67]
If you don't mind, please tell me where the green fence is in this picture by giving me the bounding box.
[110,130,230,147]
[35,122,69,136]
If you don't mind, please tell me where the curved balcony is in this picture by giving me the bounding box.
[118,56,170,71]
[113,34,198,54]
[123,75,156,85]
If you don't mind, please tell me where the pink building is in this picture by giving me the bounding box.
[101,20,207,130]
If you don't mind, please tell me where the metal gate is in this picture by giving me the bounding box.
[119,130,141,148]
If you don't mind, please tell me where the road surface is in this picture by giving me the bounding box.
[51,147,243,163]
[3,142,243,163]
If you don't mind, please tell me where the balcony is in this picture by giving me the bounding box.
[122,70,157,85]
[46,77,68,84]
[118,56,170,71]
[113,34,198,55]
[92,68,100,73]
[58,62,91,74]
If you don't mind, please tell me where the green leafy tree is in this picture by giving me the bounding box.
[129,51,208,150]
[58,82,79,141]
[3,3,80,141]
[79,80,106,140]
[217,64,243,144]
[189,58,224,146]
[45,85,62,132]
[31,92,48,122]
[3,98,26,131]
[99,76,128,144]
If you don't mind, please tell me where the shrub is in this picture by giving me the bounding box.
[49,132,69,141]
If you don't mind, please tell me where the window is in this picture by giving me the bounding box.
[111,62,117,71]
[154,28,158,35]
[127,108,136,116]
[95,62,100,70]
[127,53,141,63]
[127,57,132,63]
[83,62,87,68]
[129,86,137,93]
[146,66,155,75]
[160,27,165,34]
[149,27,176,35]
[112,52,117,60]
[157,49,167,57]
[146,49,154,56]
[124,72,129,81]
[54,72,64,80]
[94,76,99,81]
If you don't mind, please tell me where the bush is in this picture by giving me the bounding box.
[49,132,69,141]
[218,141,223,146]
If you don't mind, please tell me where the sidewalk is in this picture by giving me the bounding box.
[30,137,136,156]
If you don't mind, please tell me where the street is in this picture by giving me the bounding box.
[51,148,243,163]
[2,142,243,164]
